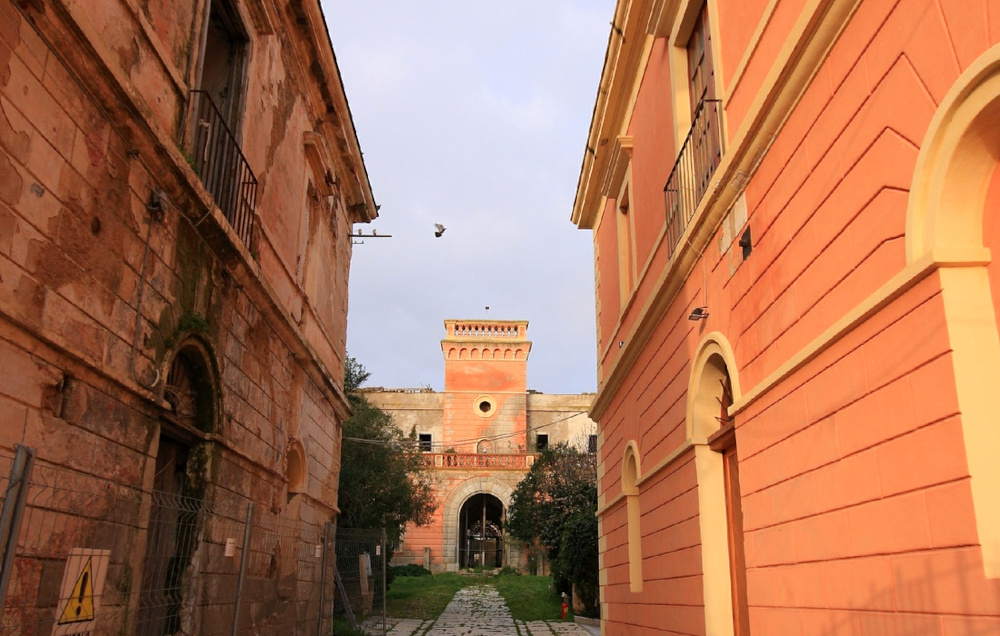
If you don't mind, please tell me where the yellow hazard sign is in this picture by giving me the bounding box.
[57,557,94,624]
[52,549,109,636]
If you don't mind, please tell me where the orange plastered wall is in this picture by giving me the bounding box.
[442,358,527,451]
[595,202,622,366]
[723,0,807,133]
[715,0,772,92]
[733,269,1000,634]
[593,0,1000,632]
[627,37,677,270]
[602,458,705,634]
[727,0,971,389]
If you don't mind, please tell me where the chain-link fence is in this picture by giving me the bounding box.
[0,445,338,636]
[332,528,386,635]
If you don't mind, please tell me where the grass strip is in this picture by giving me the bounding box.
[493,574,570,622]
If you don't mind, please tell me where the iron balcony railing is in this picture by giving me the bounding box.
[663,99,723,258]
[189,90,257,248]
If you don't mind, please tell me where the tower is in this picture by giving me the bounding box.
[440,319,531,453]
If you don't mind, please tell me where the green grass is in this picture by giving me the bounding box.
[493,574,570,622]
[385,572,488,619]
[332,616,365,635]
[384,572,570,623]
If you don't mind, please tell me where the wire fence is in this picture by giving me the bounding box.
[0,444,342,636]
[332,528,386,635]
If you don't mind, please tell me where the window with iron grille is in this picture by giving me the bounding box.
[664,2,723,258]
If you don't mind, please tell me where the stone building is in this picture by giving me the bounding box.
[362,320,596,573]
[0,0,373,633]
[573,0,1000,634]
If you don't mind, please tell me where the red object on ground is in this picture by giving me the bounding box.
[561,601,568,620]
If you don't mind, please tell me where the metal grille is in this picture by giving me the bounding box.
[663,98,723,258]
[0,446,336,636]
[189,89,258,248]
[333,528,386,635]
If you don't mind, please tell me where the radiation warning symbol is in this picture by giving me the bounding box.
[52,549,109,636]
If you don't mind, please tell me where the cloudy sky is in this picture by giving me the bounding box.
[322,1,614,394]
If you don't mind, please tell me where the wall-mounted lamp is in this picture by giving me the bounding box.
[688,306,709,321]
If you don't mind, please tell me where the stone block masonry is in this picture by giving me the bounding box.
[0,0,375,634]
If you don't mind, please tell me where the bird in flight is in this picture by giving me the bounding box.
[434,223,446,238]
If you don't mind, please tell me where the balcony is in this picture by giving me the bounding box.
[663,99,723,258]
[189,90,258,248]
[423,453,537,470]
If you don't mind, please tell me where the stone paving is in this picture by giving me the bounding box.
[361,585,598,636]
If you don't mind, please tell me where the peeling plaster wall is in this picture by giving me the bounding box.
[0,1,370,633]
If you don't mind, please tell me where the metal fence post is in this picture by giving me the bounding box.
[0,444,35,619]
[231,503,254,636]
[381,528,387,636]
[316,522,331,636]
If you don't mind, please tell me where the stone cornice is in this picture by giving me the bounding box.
[572,0,659,229]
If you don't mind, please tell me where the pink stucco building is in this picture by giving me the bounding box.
[574,0,1000,633]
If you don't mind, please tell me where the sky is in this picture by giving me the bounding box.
[322,1,615,394]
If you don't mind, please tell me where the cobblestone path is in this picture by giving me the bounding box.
[366,585,598,636]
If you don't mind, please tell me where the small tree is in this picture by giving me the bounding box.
[507,443,598,615]
[337,357,436,575]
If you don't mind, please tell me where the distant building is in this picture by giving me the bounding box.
[362,320,596,572]
[0,0,373,633]
[573,0,1000,634]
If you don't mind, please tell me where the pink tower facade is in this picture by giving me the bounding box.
[365,320,596,572]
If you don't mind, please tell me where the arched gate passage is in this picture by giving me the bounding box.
[458,493,504,568]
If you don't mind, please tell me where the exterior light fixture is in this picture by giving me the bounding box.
[688,307,709,321]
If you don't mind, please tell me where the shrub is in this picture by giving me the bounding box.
[556,513,599,617]
[391,564,432,578]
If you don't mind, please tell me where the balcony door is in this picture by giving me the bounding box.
[686,3,721,201]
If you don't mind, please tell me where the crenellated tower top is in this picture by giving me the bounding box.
[441,320,531,362]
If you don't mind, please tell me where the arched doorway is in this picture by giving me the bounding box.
[458,493,504,568]
[138,340,218,635]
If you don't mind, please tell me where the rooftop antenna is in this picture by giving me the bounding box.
[485,306,490,319]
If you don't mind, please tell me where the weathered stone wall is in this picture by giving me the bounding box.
[0,0,371,633]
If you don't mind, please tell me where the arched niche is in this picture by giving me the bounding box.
[906,43,1000,577]
[622,441,642,592]
[685,333,741,636]
[286,437,307,501]
[161,337,221,435]
[685,334,741,443]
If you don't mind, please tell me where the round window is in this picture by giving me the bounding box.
[475,395,496,418]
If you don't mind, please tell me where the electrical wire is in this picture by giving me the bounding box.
[342,408,593,449]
